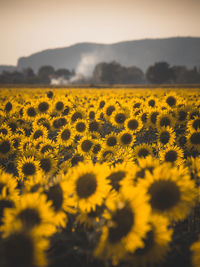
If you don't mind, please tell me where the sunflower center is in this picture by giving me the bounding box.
[92,144,101,154]
[151,112,159,124]
[76,122,86,132]
[5,102,12,112]
[178,110,187,121]
[148,99,155,107]
[18,208,41,228]
[0,140,11,154]
[160,131,170,144]
[89,121,99,132]
[190,132,200,145]
[81,140,93,152]
[193,119,200,130]
[40,158,52,173]
[38,102,49,112]
[99,100,105,109]
[45,184,63,212]
[165,150,178,162]
[160,117,171,127]
[33,130,43,139]
[71,112,82,122]
[27,107,36,117]
[22,163,36,176]
[107,137,117,147]
[108,204,134,243]
[107,171,126,191]
[128,119,138,130]
[166,96,176,106]
[148,180,181,211]
[138,148,150,158]
[61,129,71,141]
[89,111,95,120]
[76,173,97,199]
[115,113,126,124]
[56,101,64,111]
[141,113,148,123]
[4,232,34,267]
[47,91,53,98]
[0,199,14,225]
[121,133,132,145]
[106,106,115,116]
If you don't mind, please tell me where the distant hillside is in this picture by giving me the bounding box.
[0,37,199,74]
[0,65,16,74]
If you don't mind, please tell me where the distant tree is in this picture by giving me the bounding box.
[93,61,145,84]
[23,68,38,84]
[37,66,55,84]
[55,68,72,79]
[146,62,174,84]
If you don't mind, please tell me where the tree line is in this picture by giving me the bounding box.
[0,61,200,84]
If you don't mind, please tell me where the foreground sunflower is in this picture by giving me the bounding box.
[137,164,196,222]
[191,239,200,267]
[66,162,111,212]
[1,192,56,237]
[127,214,172,267]
[1,230,49,267]
[94,188,151,264]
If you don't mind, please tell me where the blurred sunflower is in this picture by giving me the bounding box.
[77,136,94,157]
[37,152,57,177]
[128,214,172,267]
[133,144,153,160]
[118,130,136,148]
[94,188,151,264]
[111,108,129,128]
[137,164,196,221]
[191,240,200,267]
[187,116,200,133]
[57,125,74,147]
[1,230,49,267]
[23,103,38,121]
[187,130,200,152]
[31,125,48,141]
[156,112,175,129]
[103,133,118,149]
[36,97,51,114]
[0,134,14,159]
[73,119,88,135]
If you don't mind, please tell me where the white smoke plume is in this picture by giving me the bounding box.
[51,51,100,85]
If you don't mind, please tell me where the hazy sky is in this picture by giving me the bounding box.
[1,0,200,65]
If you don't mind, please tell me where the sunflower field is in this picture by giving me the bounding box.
[0,87,200,267]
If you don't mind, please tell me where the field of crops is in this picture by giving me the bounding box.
[0,87,200,267]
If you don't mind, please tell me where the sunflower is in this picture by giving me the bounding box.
[164,92,179,108]
[106,162,133,192]
[110,108,129,128]
[1,192,57,237]
[133,144,153,161]
[176,133,188,148]
[0,169,19,199]
[67,162,111,212]
[157,126,176,148]
[94,188,151,264]
[3,99,17,115]
[191,240,200,267]
[91,140,103,158]
[137,164,196,221]
[1,230,49,267]
[57,125,74,147]
[36,97,51,114]
[146,96,157,108]
[98,147,116,164]
[0,123,12,136]
[87,119,102,136]
[125,116,143,133]
[51,116,68,131]
[52,98,66,114]
[156,112,175,129]
[159,145,184,166]
[37,152,57,177]
[118,130,136,148]
[39,139,56,154]
[187,116,200,133]
[0,134,14,159]
[175,106,188,125]
[23,103,38,121]
[73,119,88,135]
[32,114,51,131]
[31,125,48,141]
[103,133,118,149]
[17,156,40,181]
[148,108,160,128]
[70,107,85,123]
[103,102,117,121]
[187,130,200,152]
[128,215,172,267]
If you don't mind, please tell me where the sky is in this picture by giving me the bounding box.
[0,0,200,65]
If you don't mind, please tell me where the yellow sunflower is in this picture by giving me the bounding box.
[157,126,176,148]
[133,144,153,161]
[191,240,200,267]
[137,163,196,222]
[57,125,74,147]
[0,134,14,159]
[17,156,40,181]
[159,145,184,166]
[66,162,111,212]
